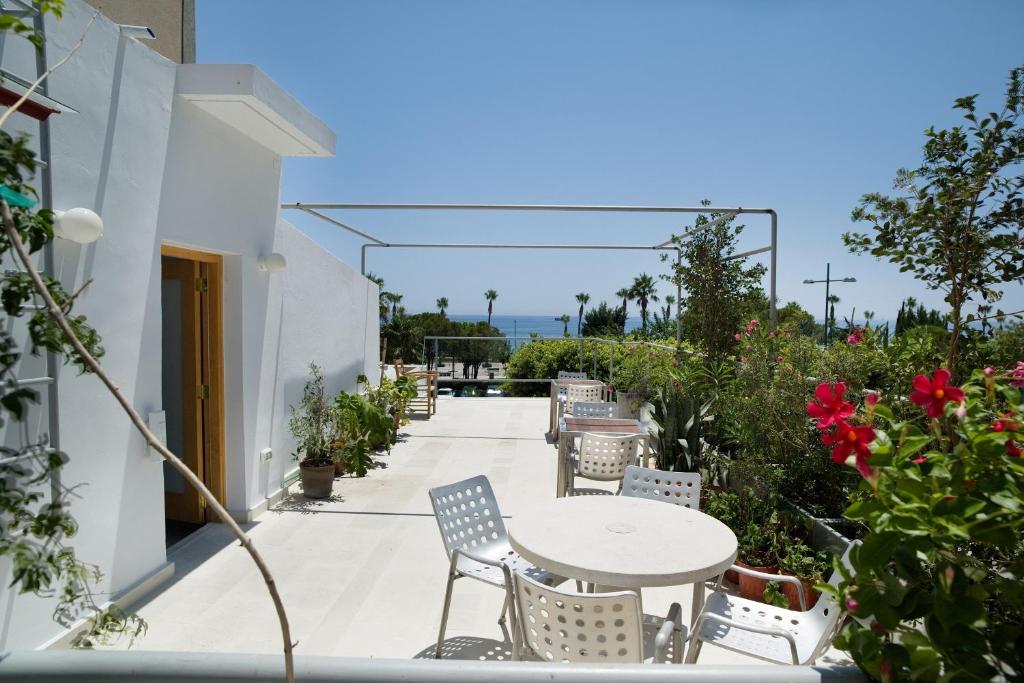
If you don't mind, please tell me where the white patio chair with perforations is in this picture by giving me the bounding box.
[513,570,686,663]
[555,383,607,438]
[571,401,618,419]
[621,465,701,509]
[557,370,588,379]
[565,433,639,496]
[428,475,568,659]
[685,543,857,665]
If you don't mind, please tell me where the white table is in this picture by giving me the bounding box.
[508,496,737,625]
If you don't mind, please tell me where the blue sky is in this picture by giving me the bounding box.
[197,0,1024,322]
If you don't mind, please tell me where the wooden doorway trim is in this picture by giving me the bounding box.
[160,244,226,520]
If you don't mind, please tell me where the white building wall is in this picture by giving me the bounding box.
[0,0,375,650]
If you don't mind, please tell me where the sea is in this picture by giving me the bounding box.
[448,314,643,340]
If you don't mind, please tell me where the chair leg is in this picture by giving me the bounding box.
[498,590,511,625]
[434,570,459,659]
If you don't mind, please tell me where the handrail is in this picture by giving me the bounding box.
[0,650,869,681]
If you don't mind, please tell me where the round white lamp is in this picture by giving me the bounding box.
[54,208,103,244]
[257,253,287,272]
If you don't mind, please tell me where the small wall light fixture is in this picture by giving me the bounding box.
[258,253,287,272]
[119,25,156,40]
[54,208,103,244]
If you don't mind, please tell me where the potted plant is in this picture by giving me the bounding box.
[289,363,337,499]
[777,542,831,611]
[735,519,782,601]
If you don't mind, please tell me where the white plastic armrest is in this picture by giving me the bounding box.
[654,602,684,663]
[727,565,808,610]
[696,611,799,664]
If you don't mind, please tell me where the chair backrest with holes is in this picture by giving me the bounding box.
[565,384,604,413]
[577,434,639,481]
[803,542,858,661]
[621,465,702,509]
[428,475,508,559]
[514,571,644,663]
[571,401,618,419]
[557,371,588,380]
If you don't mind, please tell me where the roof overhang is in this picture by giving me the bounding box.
[175,64,335,157]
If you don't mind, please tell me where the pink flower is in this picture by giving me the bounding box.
[776,355,784,362]
[734,333,742,341]
[1008,440,1022,458]
[910,369,965,418]
[821,420,877,479]
[954,403,967,420]
[1013,361,1024,388]
[846,327,864,345]
[845,597,860,613]
[865,392,879,407]
[983,366,996,377]
[807,382,856,430]
[912,456,926,464]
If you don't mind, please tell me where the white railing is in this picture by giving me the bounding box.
[0,650,868,682]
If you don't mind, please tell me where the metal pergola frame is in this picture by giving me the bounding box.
[280,203,779,333]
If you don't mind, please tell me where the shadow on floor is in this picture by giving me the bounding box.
[411,635,515,661]
[270,491,345,515]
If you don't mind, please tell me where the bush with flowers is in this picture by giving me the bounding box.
[808,368,1024,681]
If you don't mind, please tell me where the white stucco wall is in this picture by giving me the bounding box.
[0,0,375,650]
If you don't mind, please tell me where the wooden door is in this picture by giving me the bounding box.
[161,247,225,524]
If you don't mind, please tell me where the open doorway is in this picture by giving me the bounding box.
[160,245,225,548]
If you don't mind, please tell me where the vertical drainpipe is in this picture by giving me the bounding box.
[360,244,367,276]
[768,210,778,329]
[33,10,62,500]
[674,247,682,350]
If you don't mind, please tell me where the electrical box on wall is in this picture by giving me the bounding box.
[260,447,273,462]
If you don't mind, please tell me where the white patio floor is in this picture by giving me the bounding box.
[101,397,852,666]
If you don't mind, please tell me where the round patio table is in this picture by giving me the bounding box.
[508,496,737,624]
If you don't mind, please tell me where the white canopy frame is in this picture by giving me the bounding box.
[280,203,779,336]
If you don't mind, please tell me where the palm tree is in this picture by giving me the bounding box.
[484,289,499,326]
[630,274,659,331]
[436,297,448,317]
[558,314,571,337]
[575,292,590,336]
[366,272,392,323]
[616,287,632,315]
[663,294,676,320]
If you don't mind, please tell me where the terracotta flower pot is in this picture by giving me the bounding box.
[724,567,740,585]
[333,460,347,477]
[780,572,820,611]
[300,460,335,499]
[736,560,779,602]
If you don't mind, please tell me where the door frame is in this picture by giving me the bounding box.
[161,244,226,520]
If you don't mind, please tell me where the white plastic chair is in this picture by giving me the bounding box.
[685,544,856,665]
[428,475,567,659]
[571,401,618,418]
[514,570,686,663]
[566,433,639,496]
[557,371,588,379]
[555,383,607,438]
[621,465,702,509]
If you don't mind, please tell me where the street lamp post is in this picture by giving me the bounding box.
[803,263,856,344]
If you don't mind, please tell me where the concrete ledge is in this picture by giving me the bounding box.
[175,64,335,157]
[0,650,869,681]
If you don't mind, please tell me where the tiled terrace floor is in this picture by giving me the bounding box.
[104,397,852,666]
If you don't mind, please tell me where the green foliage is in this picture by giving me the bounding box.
[845,65,1024,375]
[669,201,767,359]
[581,301,626,337]
[828,371,1024,681]
[649,380,714,474]
[983,321,1024,369]
[288,363,336,464]
[0,1,63,49]
[893,297,946,336]
[608,344,677,398]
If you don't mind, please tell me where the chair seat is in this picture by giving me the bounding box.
[456,546,565,588]
[695,591,817,664]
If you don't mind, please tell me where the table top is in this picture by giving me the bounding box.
[562,416,643,435]
[552,379,605,387]
[508,496,737,588]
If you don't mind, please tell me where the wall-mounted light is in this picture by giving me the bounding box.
[119,25,156,40]
[258,253,287,272]
[54,208,103,244]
